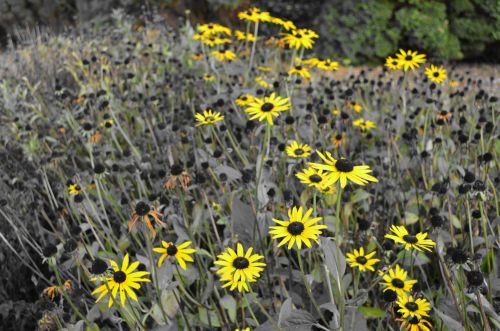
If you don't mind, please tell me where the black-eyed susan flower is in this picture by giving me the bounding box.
[197,23,232,36]
[211,49,237,61]
[379,264,417,296]
[91,254,150,307]
[285,141,312,158]
[99,119,114,128]
[385,56,401,70]
[244,93,291,125]
[352,118,376,130]
[68,182,81,195]
[317,59,339,71]
[396,293,431,319]
[308,151,378,188]
[384,225,436,252]
[269,206,327,249]
[271,17,296,30]
[281,28,318,49]
[425,65,447,84]
[288,65,311,79]
[235,94,254,106]
[346,247,380,272]
[238,7,272,23]
[351,102,363,113]
[396,317,433,331]
[194,34,232,47]
[214,243,266,291]
[153,241,196,270]
[255,76,272,88]
[235,30,255,42]
[331,133,345,147]
[128,201,165,238]
[295,167,334,190]
[301,57,321,67]
[395,49,426,71]
[42,280,72,300]
[195,109,224,126]
[191,53,204,60]
[203,74,215,81]
[164,164,191,192]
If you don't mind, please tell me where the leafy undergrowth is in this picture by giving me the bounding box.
[0,7,499,331]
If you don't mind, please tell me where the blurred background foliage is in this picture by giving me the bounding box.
[0,0,498,60]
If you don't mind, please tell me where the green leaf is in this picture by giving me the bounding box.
[358,306,387,318]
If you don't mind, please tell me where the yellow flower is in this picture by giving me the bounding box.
[346,247,380,272]
[100,119,114,128]
[425,64,447,84]
[244,93,291,125]
[385,56,401,70]
[281,28,318,49]
[288,65,311,79]
[286,141,312,158]
[352,102,362,113]
[214,243,266,292]
[257,65,273,72]
[271,17,296,30]
[211,49,237,61]
[308,151,378,188]
[448,80,460,87]
[153,241,196,270]
[68,183,81,195]
[91,254,150,307]
[331,133,345,147]
[384,225,436,252]
[203,74,215,81]
[352,118,376,130]
[269,206,327,249]
[396,317,433,331]
[395,49,426,71]
[295,167,334,190]
[379,264,417,296]
[235,30,255,42]
[255,76,272,88]
[316,59,339,71]
[197,23,232,36]
[194,34,232,47]
[238,7,272,23]
[195,109,224,126]
[235,94,255,106]
[191,53,204,60]
[396,293,431,319]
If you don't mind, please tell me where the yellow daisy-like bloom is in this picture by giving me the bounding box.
[211,50,237,61]
[346,247,380,272]
[331,133,345,148]
[425,64,447,84]
[281,28,318,49]
[194,34,232,47]
[308,151,378,188]
[244,93,291,125]
[191,53,204,60]
[100,119,114,128]
[379,264,417,296]
[235,30,255,42]
[68,183,81,195]
[384,225,436,252]
[385,56,402,70]
[214,243,266,291]
[316,59,339,71]
[395,49,426,71]
[271,17,296,30]
[91,254,150,307]
[153,241,196,270]
[203,74,215,81]
[288,65,311,79]
[269,206,327,249]
[396,293,432,319]
[352,118,377,130]
[197,23,232,36]
[195,109,224,126]
[352,102,363,113]
[301,57,321,66]
[235,94,254,106]
[286,141,312,158]
[255,76,272,88]
[238,7,272,23]
[295,167,334,190]
[396,317,433,331]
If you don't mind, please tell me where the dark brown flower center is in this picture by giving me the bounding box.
[135,201,150,216]
[296,66,302,70]
[403,235,419,244]
[167,245,178,256]
[391,278,405,288]
[287,222,305,235]
[113,271,127,283]
[405,302,418,312]
[233,257,250,269]
[261,102,274,112]
[294,148,304,155]
[206,116,215,122]
[309,174,323,183]
[356,256,367,264]
[295,33,302,38]
[335,159,354,172]
[433,72,440,77]
[405,55,413,61]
